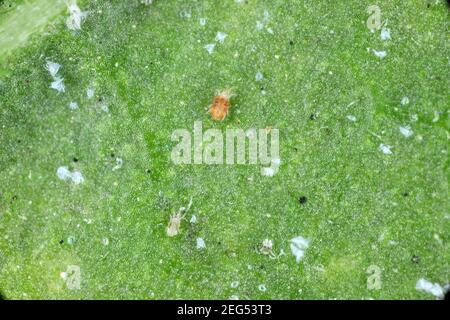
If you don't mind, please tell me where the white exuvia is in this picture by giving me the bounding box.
[57,166,84,184]
[45,60,65,93]
[196,237,206,249]
[255,71,264,81]
[190,215,197,224]
[372,49,387,59]
[50,77,65,93]
[415,278,444,299]
[204,44,215,54]
[401,96,410,105]
[256,9,270,30]
[379,144,393,155]
[66,1,87,31]
[87,88,94,99]
[69,101,78,110]
[347,115,357,122]
[215,32,228,43]
[290,236,309,263]
[199,18,207,26]
[399,126,413,138]
[380,28,391,41]
[45,61,61,78]
[112,158,123,171]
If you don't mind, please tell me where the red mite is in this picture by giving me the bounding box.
[209,90,234,121]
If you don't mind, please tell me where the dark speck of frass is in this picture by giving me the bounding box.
[289,40,294,45]
[309,114,317,120]
[73,157,79,163]
[59,239,64,245]
[402,192,409,197]
[299,196,307,205]
[411,255,420,264]
[146,169,151,174]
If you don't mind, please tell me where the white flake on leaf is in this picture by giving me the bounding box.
[67,236,76,244]
[100,105,109,113]
[401,96,409,105]
[256,9,270,30]
[50,77,65,93]
[289,236,309,263]
[69,101,78,110]
[57,166,84,184]
[190,215,197,224]
[379,144,393,155]
[372,49,387,59]
[415,278,444,299]
[112,158,123,171]
[87,88,94,99]
[347,115,356,122]
[66,1,87,31]
[199,18,207,26]
[255,71,264,81]
[45,60,64,93]
[399,126,413,138]
[380,28,391,41]
[204,44,215,54]
[45,61,61,78]
[256,21,264,30]
[196,237,206,249]
[215,32,228,43]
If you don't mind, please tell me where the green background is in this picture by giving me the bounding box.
[0,0,449,299]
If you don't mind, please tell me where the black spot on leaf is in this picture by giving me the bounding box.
[299,196,307,205]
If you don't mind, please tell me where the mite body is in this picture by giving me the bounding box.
[209,90,234,121]
[166,213,183,237]
[166,197,193,237]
